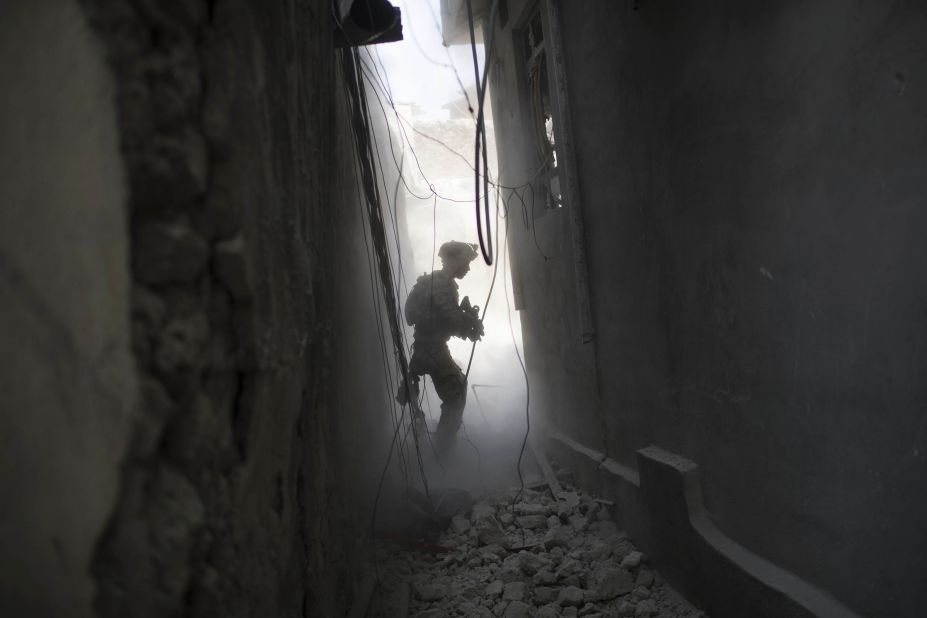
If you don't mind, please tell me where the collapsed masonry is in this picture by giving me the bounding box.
[369,463,707,618]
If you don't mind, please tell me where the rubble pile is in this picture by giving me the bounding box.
[370,474,707,617]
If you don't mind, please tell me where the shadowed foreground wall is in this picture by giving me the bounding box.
[1,1,393,617]
[487,1,927,616]
[0,3,134,615]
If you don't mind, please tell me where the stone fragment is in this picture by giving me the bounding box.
[581,539,612,563]
[537,606,560,618]
[558,585,585,607]
[516,502,550,516]
[569,514,588,532]
[558,491,580,508]
[472,503,497,523]
[517,550,549,575]
[478,523,510,548]
[500,565,524,583]
[451,515,472,534]
[635,568,654,589]
[414,582,446,601]
[499,512,514,525]
[503,582,526,602]
[504,600,532,618]
[635,598,657,616]
[555,557,583,581]
[588,566,634,600]
[516,515,549,530]
[533,568,557,585]
[547,515,561,529]
[631,585,651,600]
[533,586,556,604]
[485,580,503,599]
[620,551,644,569]
[578,603,600,616]
[134,221,209,285]
[589,520,622,541]
[543,525,572,549]
[481,548,503,563]
[617,600,636,616]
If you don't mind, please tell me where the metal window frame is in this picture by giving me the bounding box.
[512,0,595,342]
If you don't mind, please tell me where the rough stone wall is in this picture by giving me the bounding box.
[489,1,927,616]
[0,1,394,617]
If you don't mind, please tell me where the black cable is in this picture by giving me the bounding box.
[342,48,431,509]
[355,53,432,497]
[502,219,532,517]
[359,59,481,205]
[465,0,494,265]
[343,73,412,487]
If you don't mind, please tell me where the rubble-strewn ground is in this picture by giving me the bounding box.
[368,472,708,617]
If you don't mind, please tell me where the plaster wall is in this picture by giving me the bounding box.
[488,1,927,616]
[0,3,134,617]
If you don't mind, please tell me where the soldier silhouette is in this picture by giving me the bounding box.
[398,241,483,453]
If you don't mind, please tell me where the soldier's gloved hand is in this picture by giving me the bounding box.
[468,319,484,341]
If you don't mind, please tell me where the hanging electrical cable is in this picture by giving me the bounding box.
[465,0,501,265]
[341,48,430,503]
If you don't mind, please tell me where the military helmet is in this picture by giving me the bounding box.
[438,241,479,263]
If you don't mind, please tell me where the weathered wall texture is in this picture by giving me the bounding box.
[2,1,395,617]
[488,1,927,616]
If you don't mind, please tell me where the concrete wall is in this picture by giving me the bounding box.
[487,1,927,616]
[1,1,397,617]
[0,3,134,616]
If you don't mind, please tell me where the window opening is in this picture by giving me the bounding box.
[523,8,561,210]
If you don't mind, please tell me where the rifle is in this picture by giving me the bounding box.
[460,296,484,341]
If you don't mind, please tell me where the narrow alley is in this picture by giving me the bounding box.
[2,1,926,618]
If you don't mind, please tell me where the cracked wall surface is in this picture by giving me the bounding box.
[2,1,395,617]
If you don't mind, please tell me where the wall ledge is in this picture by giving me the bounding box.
[544,426,859,618]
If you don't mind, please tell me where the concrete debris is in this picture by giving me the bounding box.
[558,585,585,607]
[503,581,526,601]
[504,600,533,617]
[620,550,644,569]
[413,582,446,601]
[516,515,550,530]
[588,566,634,600]
[543,524,573,549]
[451,515,472,534]
[366,473,707,618]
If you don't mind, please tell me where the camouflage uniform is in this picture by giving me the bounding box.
[405,269,479,450]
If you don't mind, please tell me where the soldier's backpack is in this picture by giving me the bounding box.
[404,273,431,326]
